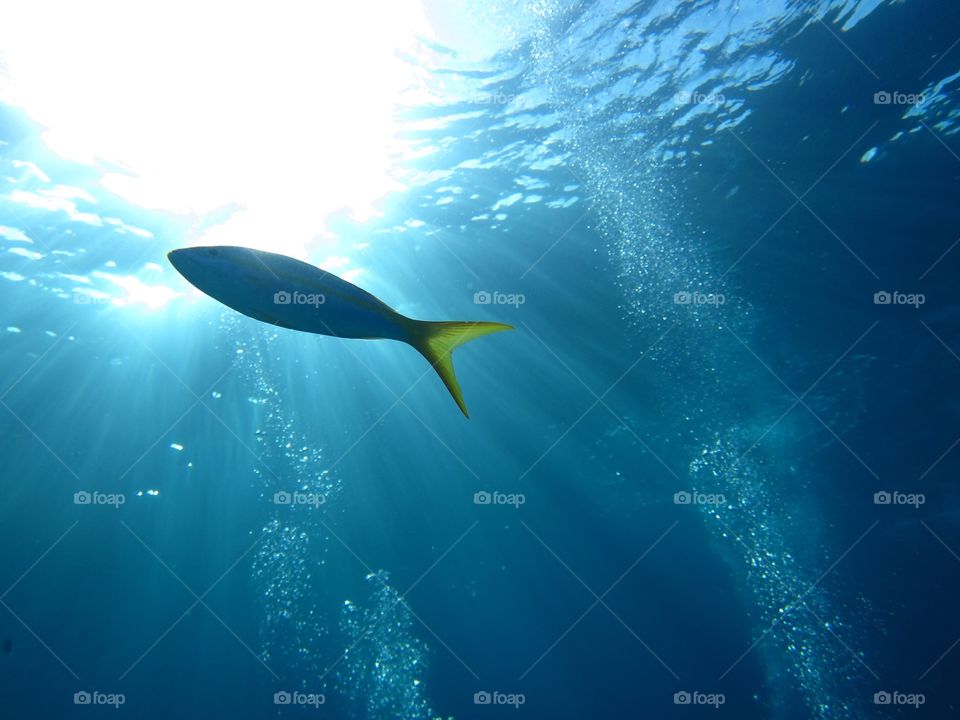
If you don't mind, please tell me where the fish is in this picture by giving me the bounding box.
[1,638,11,655]
[167,246,512,417]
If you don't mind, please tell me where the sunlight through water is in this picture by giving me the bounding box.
[0,0,433,257]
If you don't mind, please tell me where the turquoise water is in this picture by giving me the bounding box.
[2,1,960,718]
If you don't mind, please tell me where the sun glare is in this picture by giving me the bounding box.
[0,1,432,259]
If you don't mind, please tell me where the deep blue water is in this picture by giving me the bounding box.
[2,1,960,718]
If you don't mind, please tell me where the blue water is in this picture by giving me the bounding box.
[2,1,959,718]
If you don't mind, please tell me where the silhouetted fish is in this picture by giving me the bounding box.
[168,246,513,417]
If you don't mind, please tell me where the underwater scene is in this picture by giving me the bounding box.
[1,1,959,717]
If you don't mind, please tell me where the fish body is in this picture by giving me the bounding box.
[168,246,512,416]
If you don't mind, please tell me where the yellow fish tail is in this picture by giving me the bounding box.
[404,320,513,418]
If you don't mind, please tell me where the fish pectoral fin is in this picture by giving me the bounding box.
[406,320,513,418]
